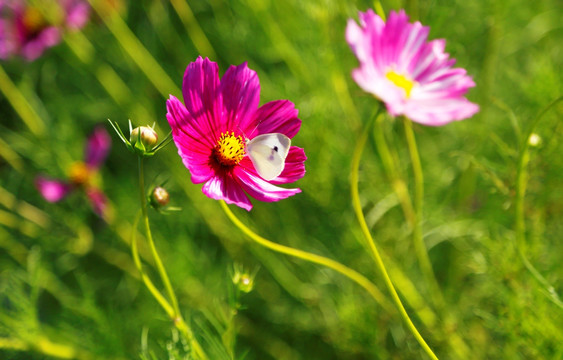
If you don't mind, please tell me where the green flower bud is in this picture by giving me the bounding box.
[528,133,542,147]
[130,126,158,148]
[237,273,254,293]
[150,186,170,209]
[232,264,256,293]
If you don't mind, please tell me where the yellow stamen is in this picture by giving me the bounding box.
[386,71,416,98]
[213,132,245,167]
[69,162,91,186]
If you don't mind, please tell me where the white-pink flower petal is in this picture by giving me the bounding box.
[347,9,479,125]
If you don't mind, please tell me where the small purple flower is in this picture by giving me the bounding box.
[167,57,306,211]
[0,0,90,61]
[346,9,479,126]
[35,127,111,217]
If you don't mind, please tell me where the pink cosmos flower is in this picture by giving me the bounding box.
[167,57,306,211]
[346,9,479,126]
[35,126,111,217]
[0,0,90,61]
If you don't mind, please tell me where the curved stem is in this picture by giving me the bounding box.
[131,211,175,317]
[351,112,438,360]
[403,118,444,309]
[138,157,180,316]
[219,201,394,313]
[137,157,208,360]
[515,95,563,244]
[372,116,416,225]
[402,119,424,229]
[515,96,563,308]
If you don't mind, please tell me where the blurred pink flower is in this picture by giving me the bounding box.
[0,0,90,61]
[346,9,479,126]
[62,0,90,30]
[167,57,306,211]
[35,126,111,217]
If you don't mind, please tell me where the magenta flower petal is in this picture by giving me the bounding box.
[346,9,479,126]
[220,62,260,134]
[251,100,301,139]
[182,57,221,141]
[35,176,72,202]
[234,167,301,203]
[237,146,306,184]
[167,95,216,149]
[168,57,306,210]
[167,95,216,184]
[85,126,111,169]
[20,26,61,61]
[269,147,307,184]
[86,187,107,217]
[202,175,253,211]
[0,17,17,59]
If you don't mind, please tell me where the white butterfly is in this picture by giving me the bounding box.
[245,133,291,181]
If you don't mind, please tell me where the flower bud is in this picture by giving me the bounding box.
[237,273,254,293]
[130,126,158,148]
[232,264,256,293]
[150,186,170,209]
[528,133,542,147]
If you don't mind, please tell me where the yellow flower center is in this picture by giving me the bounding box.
[386,71,416,98]
[69,162,91,186]
[213,132,245,167]
[22,7,47,35]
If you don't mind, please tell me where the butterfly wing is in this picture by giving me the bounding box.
[247,133,291,180]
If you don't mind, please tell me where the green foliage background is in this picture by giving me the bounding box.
[1,0,562,359]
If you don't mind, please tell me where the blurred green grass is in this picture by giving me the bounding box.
[1,0,562,359]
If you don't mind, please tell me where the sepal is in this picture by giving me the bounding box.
[107,119,172,157]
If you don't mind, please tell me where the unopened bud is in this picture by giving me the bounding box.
[150,186,170,209]
[232,264,256,293]
[130,126,158,148]
[237,274,254,293]
[528,133,542,147]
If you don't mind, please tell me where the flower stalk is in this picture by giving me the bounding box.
[514,96,563,308]
[402,117,444,309]
[219,201,393,313]
[136,156,207,360]
[351,110,438,360]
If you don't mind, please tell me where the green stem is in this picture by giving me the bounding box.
[373,115,415,223]
[138,157,180,315]
[351,111,438,360]
[514,96,563,308]
[131,211,175,317]
[403,118,444,309]
[137,157,208,360]
[219,201,394,313]
[402,119,423,229]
